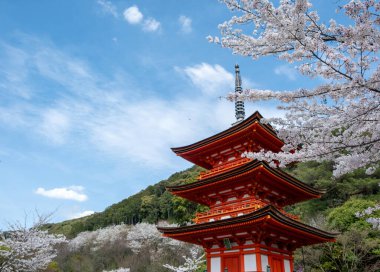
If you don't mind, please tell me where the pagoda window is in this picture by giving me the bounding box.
[284,259,291,272]
[261,254,269,269]
[244,254,257,271]
[210,257,221,272]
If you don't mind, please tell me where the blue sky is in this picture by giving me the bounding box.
[0,0,340,228]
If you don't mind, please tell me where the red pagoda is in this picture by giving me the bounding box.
[158,65,336,272]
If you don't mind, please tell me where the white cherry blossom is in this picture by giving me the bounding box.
[215,0,380,176]
[0,220,66,271]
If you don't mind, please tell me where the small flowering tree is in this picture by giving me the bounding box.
[355,203,380,230]
[163,247,205,272]
[0,218,66,272]
[210,0,380,176]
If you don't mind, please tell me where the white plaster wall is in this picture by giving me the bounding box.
[210,257,221,272]
[284,259,291,272]
[244,254,257,272]
[261,254,269,270]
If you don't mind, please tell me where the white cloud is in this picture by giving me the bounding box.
[68,210,95,219]
[179,15,192,33]
[35,186,88,202]
[143,18,161,32]
[274,64,298,81]
[97,0,118,18]
[123,5,143,24]
[180,63,234,96]
[122,5,161,33]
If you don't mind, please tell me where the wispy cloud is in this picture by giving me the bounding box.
[38,109,70,144]
[179,15,192,33]
[68,210,95,219]
[0,36,282,169]
[143,18,161,32]
[123,5,160,32]
[123,5,143,24]
[97,0,118,18]
[179,63,234,96]
[274,64,298,81]
[35,186,88,202]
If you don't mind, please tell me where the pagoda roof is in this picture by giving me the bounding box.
[157,205,337,248]
[171,111,283,169]
[167,160,325,206]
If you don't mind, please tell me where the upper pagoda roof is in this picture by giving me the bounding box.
[171,111,283,168]
[167,160,325,206]
[157,205,337,248]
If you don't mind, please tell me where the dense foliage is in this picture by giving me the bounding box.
[284,161,380,271]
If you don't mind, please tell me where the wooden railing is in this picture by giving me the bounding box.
[194,200,299,223]
[198,158,251,180]
[194,199,265,223]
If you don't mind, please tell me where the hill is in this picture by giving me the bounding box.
[45,165,205,238]
[45,161,380,271]
[46,161,379,237]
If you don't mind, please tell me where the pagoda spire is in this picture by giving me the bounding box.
[234,64,245,122]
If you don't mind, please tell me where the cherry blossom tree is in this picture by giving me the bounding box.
[210,0,380,176]
[0,218,66,272]
[127,223,181,253]
[163,247,205,272]
[356,203,380,230]
[68,224,129,252]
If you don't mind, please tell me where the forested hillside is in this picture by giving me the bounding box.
[45,161,380,271]
[45,166,205,238]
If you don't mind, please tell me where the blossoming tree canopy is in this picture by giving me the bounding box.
[209,0,380,176]
[0,221,66,271]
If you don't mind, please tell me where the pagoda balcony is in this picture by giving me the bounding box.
[194,200,299,224]
[198,157,251,180]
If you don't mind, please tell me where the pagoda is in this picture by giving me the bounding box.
[158,65,336,272]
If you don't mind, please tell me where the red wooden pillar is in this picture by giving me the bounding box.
[256,251,262,272]
[239,249,244,271]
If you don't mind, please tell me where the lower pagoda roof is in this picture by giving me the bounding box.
[157,205,337,250]
[167,160,325,207]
